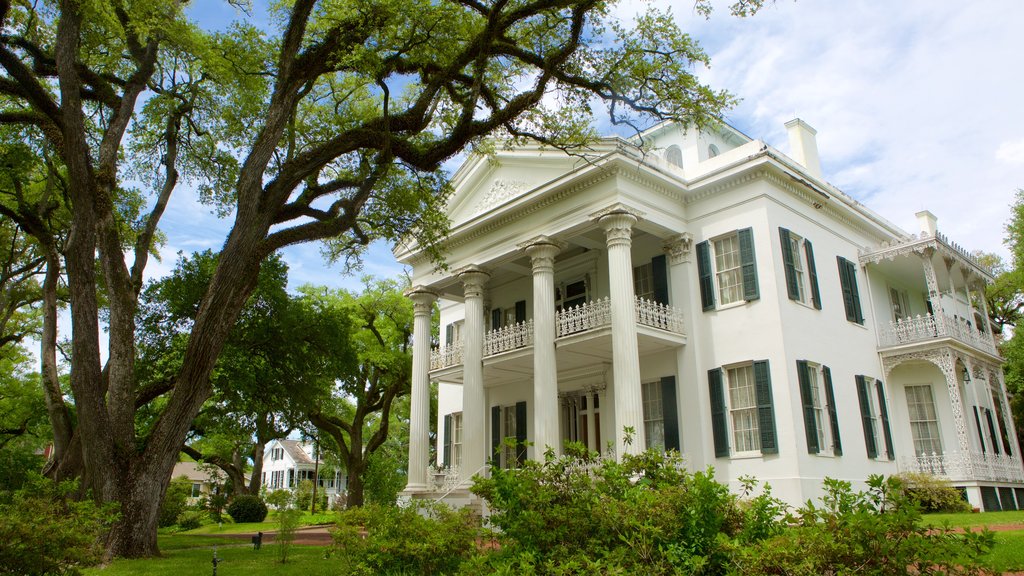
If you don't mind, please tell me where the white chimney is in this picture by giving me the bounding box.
[784,118,823,179]
[915,210,938,237]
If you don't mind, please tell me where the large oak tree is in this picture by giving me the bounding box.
[0,0,751,557]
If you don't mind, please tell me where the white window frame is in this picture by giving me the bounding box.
[725,363,760,455]
[889,286,911,321]
[642,380,665,451]
[555,277,589,311]
[633,262,655,301]
[712,232,744,307]
[805,362,834,456]
[905,384,942,456]
[787,232,811,305]
[452,411,464,469]
[863,377,884,460]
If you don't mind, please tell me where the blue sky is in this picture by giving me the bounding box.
[153,0,1023,294]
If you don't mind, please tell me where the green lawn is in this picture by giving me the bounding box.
[920,509,1024,528]
[182,510,338,535]
[83,545,339,575]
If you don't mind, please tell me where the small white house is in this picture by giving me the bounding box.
[396,118,1023,512]
[262,439,346,507]
[170,461,224,504]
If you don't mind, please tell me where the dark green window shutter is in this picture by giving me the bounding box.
[805,240,822,310]
[823,366,841,455]
[797,360,819,454]
[780,228,800,301]
[515,401,527,465]
[445,323,454,346]
[985,409,1000,455]
[661,375,680,452]
[491,405,502,462]
[652,254,669,305]
[974,407,987,454]
[856,375,877,459]
[697,241,715,311]
[491,308,502,330]
[739,228,759,301]
[708,368,729,457]
[443,414,452,467]
[754,360,777,454]
[838,257,864,324]
[515,300,527,323]
[876,380,894,460]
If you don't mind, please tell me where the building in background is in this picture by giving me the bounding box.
[262,439,346,507]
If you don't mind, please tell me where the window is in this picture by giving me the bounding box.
[270,470,284,489]
[191,483,202,498]
[634,263,654,301]
[709,361,776,457]
[889,287,910,321]
[443,412,464,468]
[991,386,1013,455]
[642,381,665,450]
[838,257,864,324]
[905,385,942,455]
[556,278,588,310]
[666,145,683,168]
[270,447,284,461]
[563,393,602,453]
[697,228,759,311]
[797,361,841,455]
[779,228,821,309]
[444,321,464,347]
[856,376,894,460]
[492,402,527,468]
[632,255,668,304]
[491,300,527,331]
[708,144,720,158]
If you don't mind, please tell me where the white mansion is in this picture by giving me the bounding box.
[396,119,1023,512]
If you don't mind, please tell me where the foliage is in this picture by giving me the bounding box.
[276,505,302,564]
[295,479,315,511]
[732,475,994,576]
[205,491,228,523]
[158,477,193,529]
[332,502,481,576]
[363,442,408,506]
[0,477,119,576]
[174,510,204,532]
[265,489,295,510]
[893,471,972,513]
[226,495,269,524]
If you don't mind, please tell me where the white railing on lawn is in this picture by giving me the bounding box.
[484,319,534,356]
[878,313,997,355]
[556,297,611,337]
[900,451,1024,483]
[430,342,463,370]
[634,296,685,334]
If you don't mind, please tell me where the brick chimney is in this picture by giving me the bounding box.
[785,118,823,179]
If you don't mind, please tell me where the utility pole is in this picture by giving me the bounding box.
[310,435,320,514]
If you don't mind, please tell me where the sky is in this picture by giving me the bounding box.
[152,0,1024,294]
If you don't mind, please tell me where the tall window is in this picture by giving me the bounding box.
[856,376,894,460]
[905,385,942,455]
[452,412,463,468]
[727,365,759,453]
[501,406,517,468]
[665,145,683,168]
[838,257,865,324]
[642,381,665,450]
[890,287,910,321]
[634,262,654,301]
[798,361,841,455]
[556,278,588,310]
[697,228,759,310]
[779,228,821,309]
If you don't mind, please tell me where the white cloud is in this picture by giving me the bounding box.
[996,139,1024,165]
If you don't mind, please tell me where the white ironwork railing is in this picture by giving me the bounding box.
[484,319,534,356]
[900,451,1024,483]
[634,296,685,334]
[430,342,463,370]
[878,313,997,355]
[556,297,611,337]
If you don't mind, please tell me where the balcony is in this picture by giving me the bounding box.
[900,451,1024,484]
[430,296,686,371]
[877,313,998,356]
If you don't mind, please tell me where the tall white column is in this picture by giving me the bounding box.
[919,250,946,331]
[664,233,692,455]
[459,267,489,483]
[525,238,563,457]
[598,208,644,456]
[404,287,437,492]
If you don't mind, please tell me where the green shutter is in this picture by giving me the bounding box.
[515,300,526,323]
[849,260,864,323]
[445,323,454,346]
[515,401,527,465]
[739,228,760,301]
[754,360,777,454]
[804,240,822,310]
[797,360,819,454]
[491,405,502,463]
[661,376,680,452]
[838,257,856,322]
[709,368,729,457]
[780,228,800,301]
[491,308,502,330]
[876,381,894,460]
[823,366,841,455]
[443,414,452,467]
[856,375,877,459]
[974,407,987,454]
[652,254,669,305]
[985,409,1001,455]
[697,241,715,310]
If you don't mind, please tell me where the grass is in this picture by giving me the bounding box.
[986,531,1024,573]
[82,544,339,575]
[920,509,1024,528]
[156,533,245,551]
[182,510,338,535]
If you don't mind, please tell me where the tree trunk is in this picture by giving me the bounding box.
[346,463,365,508]
[104,459,166,558]
[39,249,73,471]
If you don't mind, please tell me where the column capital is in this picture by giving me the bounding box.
[590,202,644,223]
[404,286,438,315]
[456,265,490,299]
[594,205,641,247]
[521,235,565,272]
[663,232,693,264]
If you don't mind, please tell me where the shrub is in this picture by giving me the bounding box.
[332,502,481,575]
[205,490,228,522]
[894,471,972,513]
[0,477,118,576]
[226,494,268,523]
[265,489,294,510]
[276,505,301,564]
[176,509,204,531]
[295,479,314,511]
[732,475,994,576]
[158,476,192,528]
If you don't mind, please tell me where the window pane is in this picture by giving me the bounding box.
[642,381,665,450]
[906,385,941,455]
[715,235,743,305]
[728,366,760,452]
[789,235,805,302]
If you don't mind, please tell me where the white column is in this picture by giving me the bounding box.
[919,250,946,331]
[599,209,644,456]
[664,233,692,455]
[404,287,437,492]
[525,238,562,457]
[459,267,489,483]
